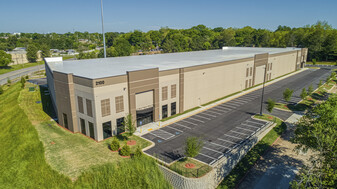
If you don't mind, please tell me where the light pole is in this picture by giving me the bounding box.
[259,65,267,115]
[100,0,106,58]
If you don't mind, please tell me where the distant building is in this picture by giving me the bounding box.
[7,48,42,65]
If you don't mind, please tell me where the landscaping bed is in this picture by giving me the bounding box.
[169,158,212,178]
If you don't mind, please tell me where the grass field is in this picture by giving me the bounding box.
[306,61,336,65]
[0,61,44,75]
[218,115,286,189]
[0,81,170,188]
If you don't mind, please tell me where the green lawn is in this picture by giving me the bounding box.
[169,158,212,178]
[306,61,336,66]
[18,83,152,179]
[218,115,286,189]
[0,61,44,75]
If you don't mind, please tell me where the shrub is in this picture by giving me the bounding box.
[266,98,275,113]
[300,88,308,100]
[119,144,131,156]
[0,86,3,95]
[307,84,314,95]
[7,78,11,85]
[133,145,143,158]
[110,137,120,151]
[185,136,203,158]
[312,59,316,65]
[330,72,336,80]
[283,88,294,102]
[25,75,29,79]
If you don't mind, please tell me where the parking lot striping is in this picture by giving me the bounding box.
[203,146,223,154]
[148,131,174,140]
[173,122,192,129]
[229,101,245,105]
[241,123,260,129]
[220,104,238,109]
[236,126,256,132]
[210,142,232,149]
[206,109,223,115]
[194,114,211,120]
[199,112,217,117]
[230,100,246,104]
[230,130,251,136]
[187,117,205,123]
[198,152,217,160]
[224,133,244,140]
[217,138,237,144]
[209,108,227,113]
[181,120,198,126]
[213,106,231,111]
[165,125,183,133]
[232,99,249,103]
[245,120,265,126]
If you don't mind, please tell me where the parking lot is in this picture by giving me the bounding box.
[142,68,331,165]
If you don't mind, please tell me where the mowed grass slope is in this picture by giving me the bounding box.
[0,83,72,188]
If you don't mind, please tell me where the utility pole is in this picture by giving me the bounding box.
[100,0,106,58]
[259,65,267,115]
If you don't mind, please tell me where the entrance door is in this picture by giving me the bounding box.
[136,107,153,127]
[102,121,112,139]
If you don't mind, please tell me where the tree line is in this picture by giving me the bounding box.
[1,21,336,62]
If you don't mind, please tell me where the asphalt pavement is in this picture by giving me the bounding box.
[0,65,45,85]
[142,68,331,165]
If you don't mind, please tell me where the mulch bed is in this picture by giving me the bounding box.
[127,140,137,146]
[185,163,196,169]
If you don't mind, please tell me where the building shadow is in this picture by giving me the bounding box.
[39,85,56,119]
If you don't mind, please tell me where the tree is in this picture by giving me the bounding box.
[119,143,131,156]
[40,44,50,58]
[318,80,323,88]
[123,114,135,136]
[110,137,120,151]
[20,77,26,88]
[0,50,12,66]
[184,136,203,158]
[266,98,275,113]
[291,95,337,188]
[307,84,314,95]
[300,88,308,100]
[312,58,316,65]
[133,145,143,158]
[283,88,294,102]
[26,44,38,63]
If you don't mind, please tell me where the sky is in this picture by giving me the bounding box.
[0,0,336,33]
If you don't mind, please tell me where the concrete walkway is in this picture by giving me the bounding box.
[237,111,312,189]
[134,69,307,137]
[0,65,45,85]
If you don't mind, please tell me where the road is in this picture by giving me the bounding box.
[305,64,337,69]
[142,68,331,165]
[0,65,45,85]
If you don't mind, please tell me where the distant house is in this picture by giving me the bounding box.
[7,48,42,65]
[67,49,77,55]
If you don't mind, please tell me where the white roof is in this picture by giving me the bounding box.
[45,47,300,79]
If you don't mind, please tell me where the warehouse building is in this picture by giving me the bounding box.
[45,47,308,141]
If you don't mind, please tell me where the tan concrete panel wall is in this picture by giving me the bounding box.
[159,72,180,119]
[93,82,129,141]
[254,65,266,85]
[136,90,154,109]
[183,60,254,111]
[269,51,297,79]
[53,72,78,132]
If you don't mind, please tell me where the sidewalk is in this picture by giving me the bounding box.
[134,69,307,136]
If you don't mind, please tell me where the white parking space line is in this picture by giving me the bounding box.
[203,146,223,154]
[220,104,238,109]
[206,109,224,115]
[149,130,174,140]
[181,120,198,126]
[230,130,250,136]
[194,114,211,120]
[210,108,227,113]
[198,152,217,160]
[214,106,231,111]
[165,125,183,133]
[210,142,232,149]
[173,123,191,129]
[187,117,205,123]
[224,133,243,140]
[246,120,265,126]
[241,123,260,129]
[199,112,217,117]
[236,126,256,132]
[217,138,237,144]
[229,101,245,105]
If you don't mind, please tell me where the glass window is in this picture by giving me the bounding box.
[101,98,111,117]
[88,121,95,139]
[78,96,84,113]
[63,113,68,129]
[86,99,93,117]
[171,102,176,116]
[115,96,124,113]
[80,118,86,135]
[162,104,168,119]
[102,121,112,139]
[116,117,125,135]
